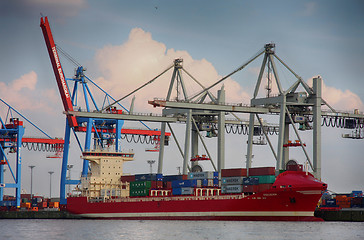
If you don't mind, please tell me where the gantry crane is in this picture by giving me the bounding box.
[40,16,171,204]
[148,43,364,179]
[0,98,64,207]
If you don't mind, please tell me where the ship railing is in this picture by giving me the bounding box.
[98,193,247,203]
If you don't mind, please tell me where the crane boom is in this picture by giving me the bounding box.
[40,16,78,127]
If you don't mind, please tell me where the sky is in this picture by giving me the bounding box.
[0,0,364,197]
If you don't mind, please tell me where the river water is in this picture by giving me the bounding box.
[0,219,363,240]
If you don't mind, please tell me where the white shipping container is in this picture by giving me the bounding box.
[188,171,214,180]
[221,177,244,185]
[221,185,243,194]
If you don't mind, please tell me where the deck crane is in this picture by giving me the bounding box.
[40,16,171,204]
[0,98,64,207]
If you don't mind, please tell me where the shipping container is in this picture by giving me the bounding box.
[324,199,337,206]
[213,178,219,187]
[249,167,275,176]
[171,179,198,188]
[243,185,259,193]
[20,194,31,200]
[120,175,135,182]
[351,197,362,208]
[242,177,259,185]
[350,191,363,198]
[38,201,48,209]
[135,173,163,182]
[251,175,276,184]
[163,181,172,189]
[130,181,152,190]
[221,185,243,194]
[48,202,59,208]
[130,188,149,197]
[201,179,214,187]
[20,202,31,209]
[222,177,244,185]
[188,171,215,180]
[150,181,164,189]
[221,168,247,177]
[163,175,187,182]
[256,183,273,192]
[172,187,194,195]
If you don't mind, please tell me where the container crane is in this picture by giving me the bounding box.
[0,98,64,207]
[40,16,171,204]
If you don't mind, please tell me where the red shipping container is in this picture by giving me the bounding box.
[120,175,135,182]
[243,185,259,193]
[249,167,275,176]
[20,194,31,200]
[37,202,48,209]
[163,181,172,189]
[256,183,273,192]
[221,168,247,177]
[150,181,164,189]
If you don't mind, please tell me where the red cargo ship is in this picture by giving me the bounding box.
[67,170,327,221]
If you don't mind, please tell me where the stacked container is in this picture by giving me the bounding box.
[249,167,275,192]
[221,169,248,194]
[187,171,219,188]
[220,167,275,194]
[129,173,164,197]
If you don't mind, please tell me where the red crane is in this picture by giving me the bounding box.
[40,17,78,128]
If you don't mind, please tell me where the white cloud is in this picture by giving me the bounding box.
[0,71,59,113]
[93,28,251,112]
[308,77,364,111]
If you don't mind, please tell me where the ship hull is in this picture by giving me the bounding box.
[67,171,326,221]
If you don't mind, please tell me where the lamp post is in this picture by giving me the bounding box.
[67,165,73,195]
[147,160,155,175]
[48,171,54,199]
[29,165,35,199]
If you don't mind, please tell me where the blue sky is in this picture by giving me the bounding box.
[0,0,364,197]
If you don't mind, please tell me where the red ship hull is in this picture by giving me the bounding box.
[67,171,327,221]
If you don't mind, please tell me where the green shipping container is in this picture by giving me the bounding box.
[130,188,150,197]
[130,181,152,190]
[251,175,276,184]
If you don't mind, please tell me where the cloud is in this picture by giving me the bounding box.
[0,71,59,113]
[307,77,364,111]
[93,28,251,112]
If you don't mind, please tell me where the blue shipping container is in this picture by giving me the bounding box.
[135,173,163,181]
[172,179,198,188]
[172,187,194,195]
[350,191,363,197]
[163,175,185,182]
[213,178,219,187]
[242,177,259,185]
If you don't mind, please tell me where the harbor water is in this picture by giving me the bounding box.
[0,219,363,240]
